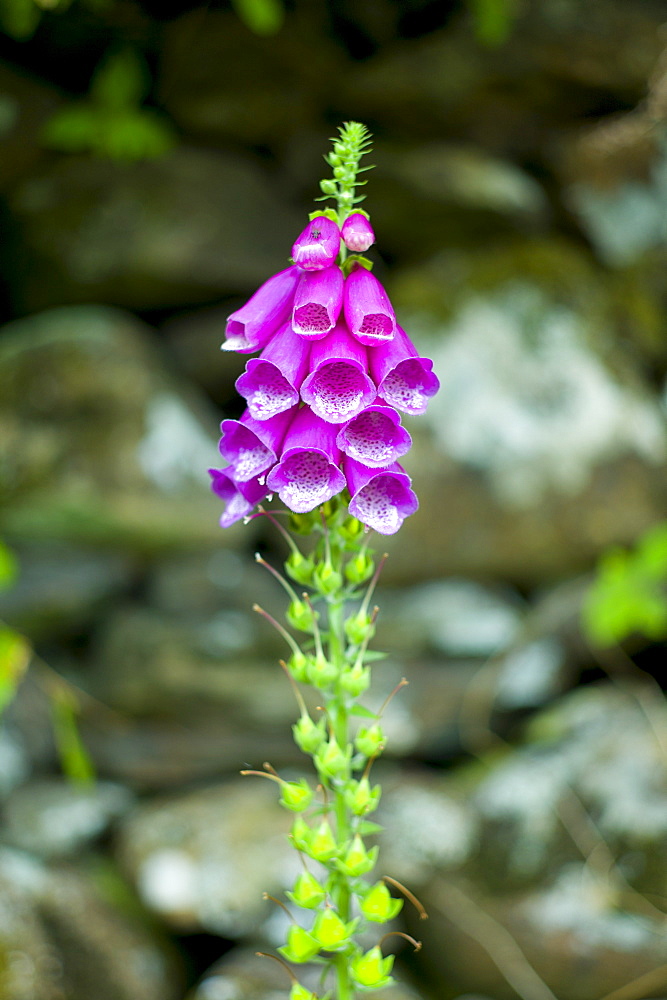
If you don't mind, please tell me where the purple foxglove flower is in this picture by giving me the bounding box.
[344,263,396,346]
[292,216,341,271]
[370,326,440,415]
[300,323,376,424]
[266,407,345,513]
[345,458,419,535]
[235,323,310,420]
[218,407,294,482]
[336,404,411,468]
[341,212,375,252]
[222,266,301,353]
[292,265,344,339]
[209,468,268,528]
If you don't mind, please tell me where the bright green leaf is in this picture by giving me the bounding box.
[231,0,284,36]
[91,48,148,110]
[0,626,31,715]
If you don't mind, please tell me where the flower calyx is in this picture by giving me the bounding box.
[344,776,381,816]
[312,908,359,952]
[355,723,385,758]
[280,778,314,812]
[336,834,378,877]
[313,735,351,780]
[360,881,403,923]
[286,871,328,910]
[278,924,321,964]
[350,946,394,989]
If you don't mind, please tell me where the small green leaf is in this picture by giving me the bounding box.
[49,684,95,786]
[0,541,18,591]
[91,48,148,110]
[231,0,284,35]
[42,105,99,153]
[467,0,518,47]
[358,820,384,836]
[0,626,31,715]
[349,704,378,720]
[361,650,387,663]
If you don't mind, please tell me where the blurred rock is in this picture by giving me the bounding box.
[0,846,181,1000]
[382,242,667,584]
[0,305,232,552]
[2,779,133,859]
[8,147,301,312]
[115,780,296,937]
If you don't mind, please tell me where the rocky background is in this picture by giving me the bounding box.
[1,1,667,998]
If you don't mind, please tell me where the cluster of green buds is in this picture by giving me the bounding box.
[246,497,424,1000]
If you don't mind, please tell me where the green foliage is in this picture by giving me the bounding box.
[466,0,520,47]
[582,522,667,647]
[231,0,284,36]
[0,0,107,40]
[49,682,96,786]
[43,48,176,161]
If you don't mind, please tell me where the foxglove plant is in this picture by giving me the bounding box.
[210,122,437,1000]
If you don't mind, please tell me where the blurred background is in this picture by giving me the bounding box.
[1,1,667,998]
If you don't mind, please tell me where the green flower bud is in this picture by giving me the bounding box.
[287,650,309,683]
[279,925,321,964]
[319,178,338,195]
[280,778,313,812]
[307,820,338,862]
[306,653,338,689]
[339,516,365,542]
[289,816,312,852]
[351,946,394,988]
[344,610,376,645]
[339,662,371,697]
[312,562,343,596]
[289,985,316,1000]
[336,834,378,876]
[344,551,374,585]
[286,872,327,910]
[344,776,381,815]
[314,736,350,780]
[355,723,385,758]
[360,882,403,923]
[312,908,358,951]
[287,599,318,633]
[285,551,315,587]
[293,714,326,754]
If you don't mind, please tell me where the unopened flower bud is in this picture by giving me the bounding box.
[314,736,350,779]
[355,723,385,757]
[337,834,378,876]
[344,776,381,815]
[293,714,326,754]
[312,908,358,951]
[307,820,338,861]
[360,882,403,923]
[339,662,371,697]
[345,551,375,585]
[351,946,394,988]
[306,653,338,689]
[292,216,341,271]
[289,816,312,852]
[287,872,327,910]
[279,925,321,964]
[319,178,338,195]
[344,609,376,645]
[342,212,375,252]
[285,551,315,586]
[287,599,318,633]
[312,561,343,596]
[280,778,313,812]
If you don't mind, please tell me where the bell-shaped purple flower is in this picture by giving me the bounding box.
[222,266,301,353]
[345,458,419,535]
[344,263,396,346]
[266,408,346,513]
[292,216,341,271]
[292,265,344,339]
[218,407,294,482]
[370,326,440,415]
[336,404,411,468]
[341,213,375,253]
[209,468,268,528]
[235,324,310,421]
[300,323,376,424]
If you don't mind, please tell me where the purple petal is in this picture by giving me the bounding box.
[300,323,376,424]
[343,263,396,346]
[341,213,375,253]
[345,459,419,535]
[336,404,412,467]
[235,324,310,420]
[266,408,345,513]
[370,326,440,415]
[208,468,268,527]
[292,216,341,271]
[292,266,344,339]
[218,408,294,481]
[222,267,301,353]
